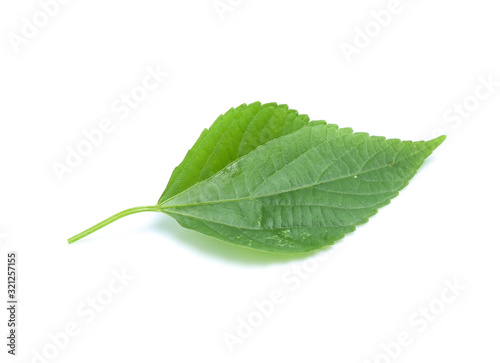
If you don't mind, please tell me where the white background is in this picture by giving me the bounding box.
[1,0,499,362]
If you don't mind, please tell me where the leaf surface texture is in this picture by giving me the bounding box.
[159,102,444,253]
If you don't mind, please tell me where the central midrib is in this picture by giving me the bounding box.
[160,146,423,210]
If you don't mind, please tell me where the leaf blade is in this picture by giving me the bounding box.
[160,115,445,253]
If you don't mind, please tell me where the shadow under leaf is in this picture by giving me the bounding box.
[150,214,329,266]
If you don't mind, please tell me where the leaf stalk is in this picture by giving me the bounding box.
[67,205,161,244]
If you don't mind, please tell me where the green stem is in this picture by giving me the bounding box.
[68,205,161,244]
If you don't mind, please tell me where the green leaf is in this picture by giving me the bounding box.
[68,102,445,254]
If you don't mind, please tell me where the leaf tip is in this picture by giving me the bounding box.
[427,134,447,149]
